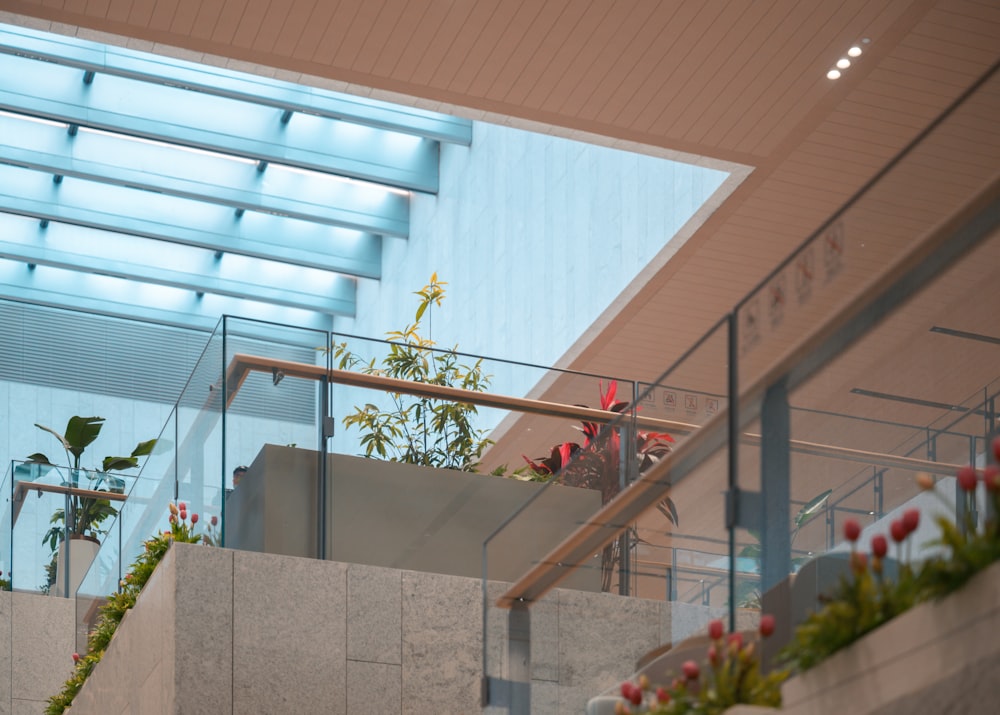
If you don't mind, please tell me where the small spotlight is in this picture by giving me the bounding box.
[836,58,851,69]
[848,46,863,57]
[869,511,875,515]
[272,367,285,386]
[827,69,841,80]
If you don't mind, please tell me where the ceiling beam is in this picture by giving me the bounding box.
[0,113,410,238]
[0,25,472,146]
[0,164,382,277]
[0,259,335,333]
[0,51,441,193]
[0,214,356,316]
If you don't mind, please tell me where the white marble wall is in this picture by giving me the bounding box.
[0,591,76,715]
[66,543,705,715]
[336,122,731,395]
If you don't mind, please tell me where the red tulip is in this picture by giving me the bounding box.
[957,466,978,492]
[179,501,186,511]
[682,660,700,680]
[620,681,641,705]
[727,632,743,651]
[902,509,919,534]
[211,515,219,526]
[851,552,868,574]
[890,519,907,543]
[843,518,861,542]
[656,687,670,704]
[72,653,80,662]
[982,466,1000,493]
[992,435,1000,463]
[871,534,888,558]
[708,619,724,641]
[190,513,199,525]
[708,644,720,666]
[168,514,177,524]
[759,614,776,638]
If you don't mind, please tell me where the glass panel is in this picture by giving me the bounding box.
[0,463,10,590]
[174,323,225,541]
[5,459,128,597]
[220,317,329,556]
[483,317,734,710]
[76,408,180,651]
[736,67,999,661]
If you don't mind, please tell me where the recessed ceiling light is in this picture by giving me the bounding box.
[848,46,863,57]
[827,69,841,80]
[837,58,851,69]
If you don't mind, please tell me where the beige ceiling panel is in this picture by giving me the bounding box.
[664,0,786,140]
[252,1,295,53]
[329,0,387,68]
[369,1,437,78]
[690,1,844,149]
[627,0,737,134]
[270,0,315,56]
[553,1,650,117]
[168,0,203,38]
[284,2,332,60]
[446,0,528,95]
[526,2,623,111]
[500,1,584,107]
[307,2,362,64]
[107,0,134,24]
[590,0,702,126]
[420,1,502,91]
[231,0,270,49]
[574,1,680,122]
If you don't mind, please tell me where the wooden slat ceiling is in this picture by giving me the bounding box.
[5,0,999,569]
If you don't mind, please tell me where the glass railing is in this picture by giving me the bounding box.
[481,60,999,710]
[3,459,130,598]
[70,312,658,648]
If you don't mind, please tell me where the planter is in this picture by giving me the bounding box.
[781,559,1000,714]
[585,696,775,715]
[52,537,101,597]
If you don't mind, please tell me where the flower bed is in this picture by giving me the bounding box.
[780,558,1000,714]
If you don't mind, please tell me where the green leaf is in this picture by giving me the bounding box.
[130,439,158,458]
[795,489,833,529]
[62,416,106,458]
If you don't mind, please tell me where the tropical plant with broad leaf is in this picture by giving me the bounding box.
[28,416,157,552]
[522,380,678,591]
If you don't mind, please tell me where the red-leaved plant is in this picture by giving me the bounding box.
[522,381,678,590]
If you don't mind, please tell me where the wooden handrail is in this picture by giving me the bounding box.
[226,352,696,433]
[12,480,128,527]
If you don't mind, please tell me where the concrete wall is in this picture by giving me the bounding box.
[223,445,602,589]
[0,590,76,715]
[68,543,702,715]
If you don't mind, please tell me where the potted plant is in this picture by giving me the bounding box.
[27,415,156,595]
[522,380,678,592]
[329,274,496,471]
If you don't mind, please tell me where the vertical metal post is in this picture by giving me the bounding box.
[760,379,791,595]
[508,603,531,715]
[726,314,739,633]
[873,468,884,520]
[318,375,330,560]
